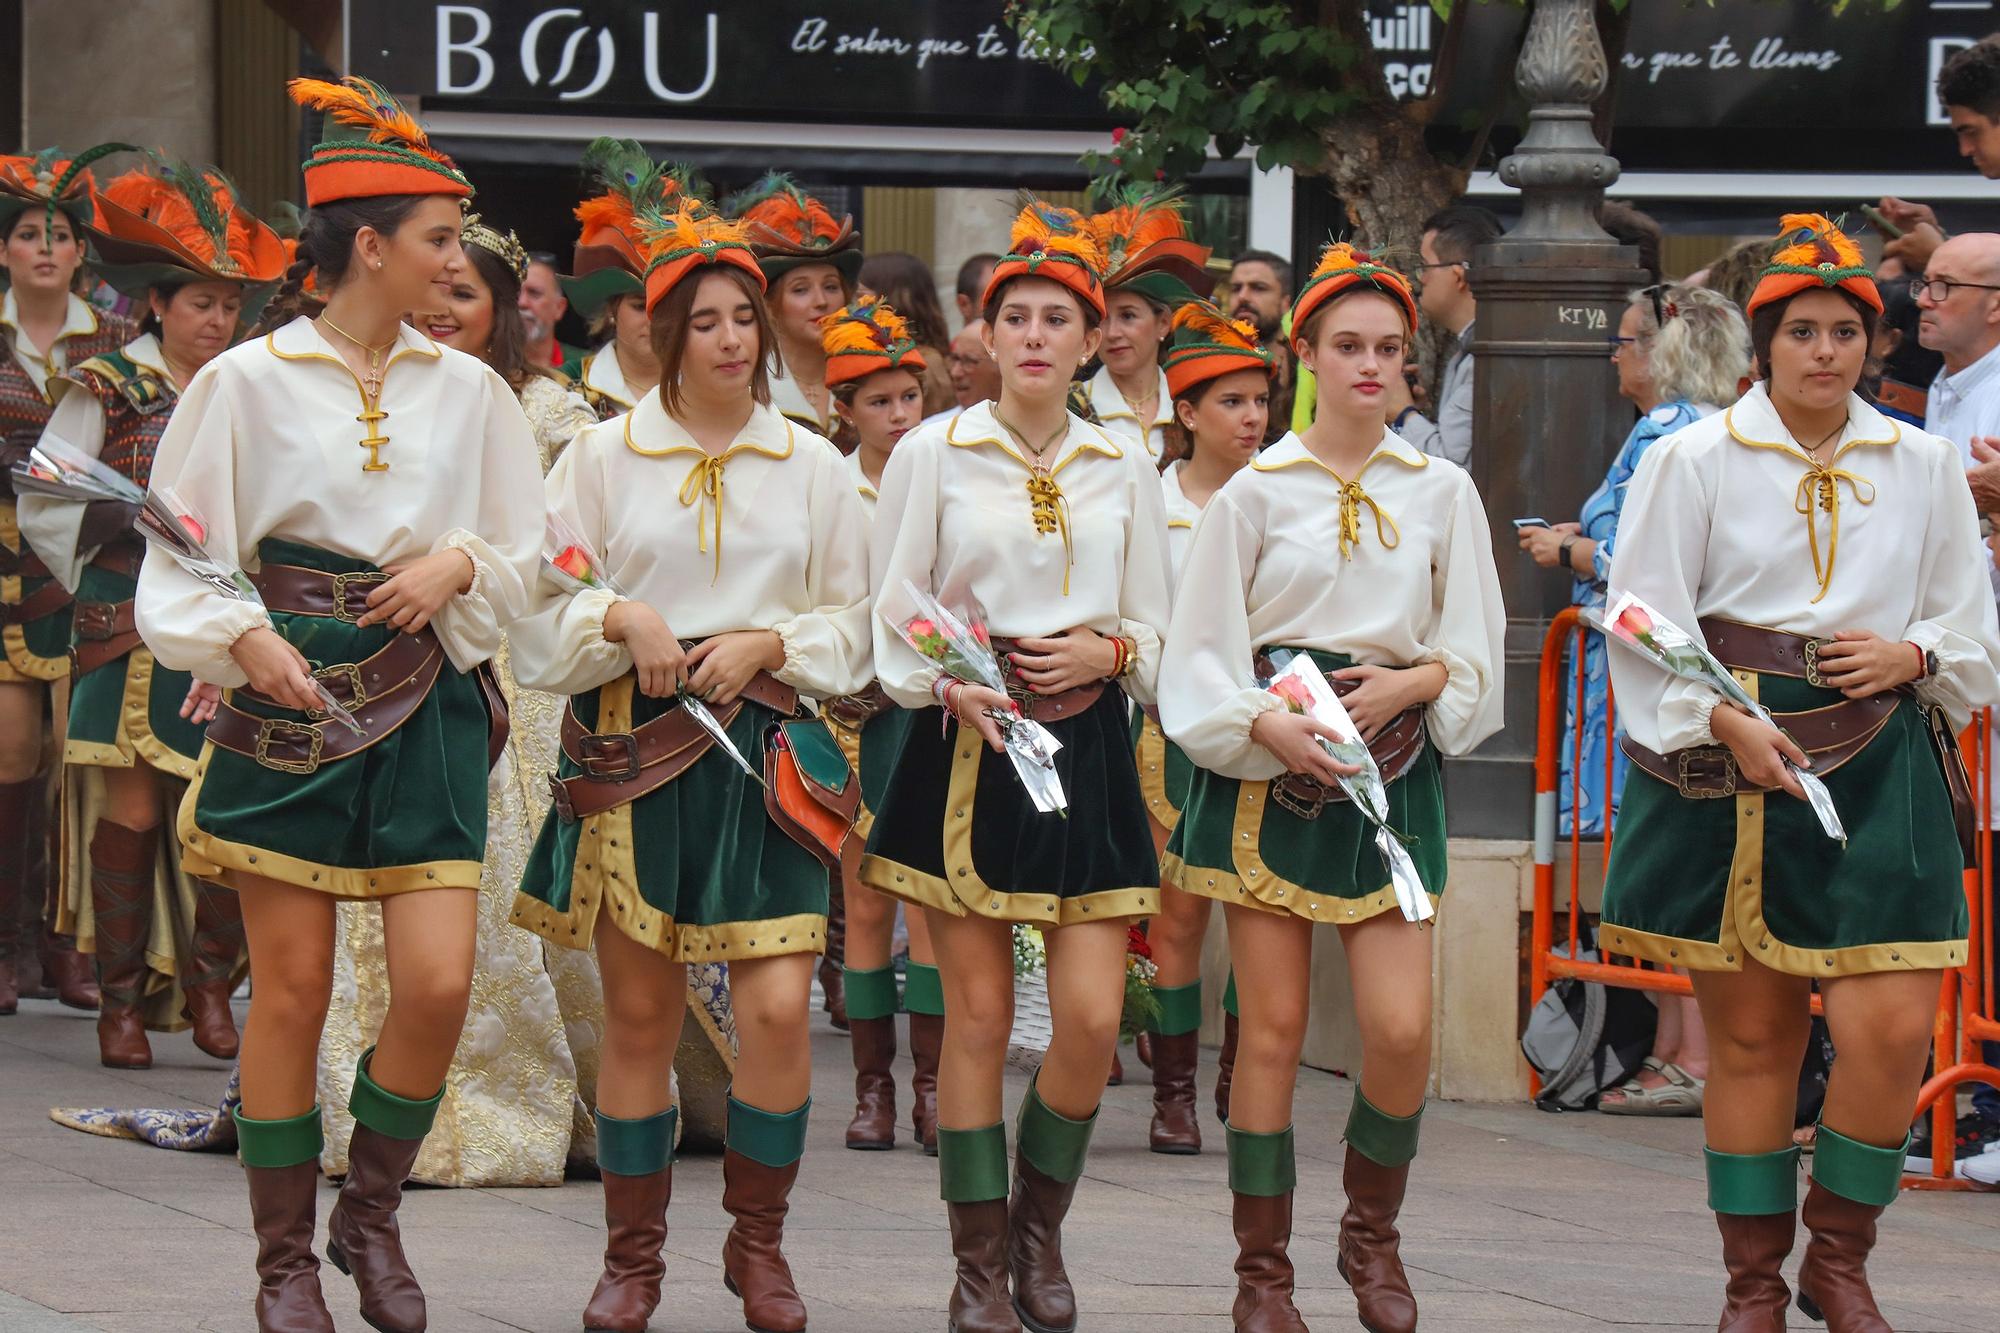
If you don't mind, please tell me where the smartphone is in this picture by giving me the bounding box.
[1512,517,1551,530]
[1859,204,1903,240]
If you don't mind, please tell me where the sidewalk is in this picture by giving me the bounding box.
[2,997,1995,1333]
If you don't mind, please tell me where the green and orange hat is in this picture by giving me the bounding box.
[636,198,766,314]
[85,160,290,296]
[1089,184,1214,309]
[1162,299,1274,399]
[1746,212,1882,317]
[1289,241,1419,338]
[0,144,131,237]
[566,137,703,316]
[286,77,471,207]
[980,199,1108,318]
[821,298,929,389]
[728,173,863,284]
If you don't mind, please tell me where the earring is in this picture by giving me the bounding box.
[376,261,385,271]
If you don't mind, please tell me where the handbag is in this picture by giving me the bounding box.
[764,719,861,870]
[1923,703,1978,869]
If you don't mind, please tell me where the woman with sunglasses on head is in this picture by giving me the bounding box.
[1161,243,1504,1333]
[0,145,137,1016]
[864,201,1173,1333]
[818,297,945,1154]
[1599,215,2000,1332]
[16,159,288,1067]
[134,79,545,1333]
[511,197,872,1333]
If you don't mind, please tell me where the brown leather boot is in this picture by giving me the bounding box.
[325,1123,429,1332]
[948,1200,1022,1333]
[845,1014,897,1150]
[583,1167,673,1333]
[42,932,101,1009]
[1337,1147,1417,1333]
[0,775,27,1015]
[246,1159,336,1333]
[819,895,847,1031]
[1233,1190,1309,1333]
[1716,1211,1795,1332]
[720,1149,808,1333]
[1008,1158,1082,1333]
[1149,1030,1202,1155]
[89,820,156,1069]
[909,1011,943,1156]
[1795,1178,1891,1332]
[1215,1012,1239,1125]
[180,878,244,1059]
[31,773,98,1009]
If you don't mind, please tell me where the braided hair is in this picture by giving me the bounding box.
[253,194,425,335]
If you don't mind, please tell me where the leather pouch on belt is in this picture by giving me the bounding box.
[764,718,860,870]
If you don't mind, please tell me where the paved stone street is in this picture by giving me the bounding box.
[1,998,1995,1333]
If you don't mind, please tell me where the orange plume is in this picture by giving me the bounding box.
[1170,300,1260,352]
[287,76,457,172]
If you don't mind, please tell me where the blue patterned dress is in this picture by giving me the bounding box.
[1562,399,1713,834]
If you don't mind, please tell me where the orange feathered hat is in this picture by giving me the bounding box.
[287,77,471,207]
[0,144,131,233]
[1089,184,1213,306]
[727,173,863,283]
[1290,241,1419,337]
[566,137,702,314]
[1162,299,1274,399]
[85,161,290,292]
[980,199,1108,318]
[1746,213,1882,316]
[821,299,929,389]
[637,199,766,314]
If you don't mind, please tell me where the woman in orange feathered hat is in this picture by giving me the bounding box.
[730,173,864,438]
[131,78,546,1333]
[0,143,140,1018]
[15,158,285,1071]
[511,195,873,1333]
[861,199,1174,1332]
[1598,214,2000,1330]
[1160,242,1503,1333]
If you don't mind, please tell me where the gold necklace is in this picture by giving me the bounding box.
[318,314,397,473]
[992,407,1076,594]
[991,407,1067,472]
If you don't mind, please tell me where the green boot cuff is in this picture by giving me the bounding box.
[1152,980,1203,1036]
[937,1123,1009,1203]
[902,961,946,1016]
[844,964,899,1021]
[1344,1091,1422,1168]
[1223,973,1239,1018]
[1813,1125,1909,1208]
[727,1095,810,1168]
[1226,1124,1296,1197]
[1015,1077,1097,1183]
[597,1107,677,1177]
[1705,1145,1800,1216]
[349,1048,442,1141]
[234,1106,324,1169]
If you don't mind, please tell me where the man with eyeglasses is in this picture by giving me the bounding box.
[1913,233,2000,468]
[1379,204,1503,468]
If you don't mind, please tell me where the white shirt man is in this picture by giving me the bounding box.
[1918,233,2000,465]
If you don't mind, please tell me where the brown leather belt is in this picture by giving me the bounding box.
[0,578,71,625]
[89,541,145,579]
[1621,618,1905,799]
[824,680,895,731]
[0,545,52,579]
[991,636,1110,725]
[1250,651,1427,820]
[252,561,391,621]
[70,598,140,676]
[549,667,799,823]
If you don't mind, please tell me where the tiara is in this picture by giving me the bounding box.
[460,206,527,281]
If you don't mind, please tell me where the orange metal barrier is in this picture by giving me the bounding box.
[1528,610,1993,1190]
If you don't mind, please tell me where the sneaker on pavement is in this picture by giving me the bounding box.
[1904,1111,2000,1175]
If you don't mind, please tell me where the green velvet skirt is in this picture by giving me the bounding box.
[66,563,203,775]
[1163,648,1446,925]
[1,498,72,682]
[1599,672,1968,977]
[827,701,915,843]
[859,687,1160,926]
[180,540,491,897]
[1131,709,1194,833]
[513,673,830,961]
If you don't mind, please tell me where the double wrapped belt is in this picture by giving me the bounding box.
[0,545,52,579]
[1621,617,1906,799]
[1251,651,1427,821]
[70,598,140,676]
[824,680,895,731]
[252,561,391,621]
[990,635,1110,726]
[0,578,71,625]
[549,667,798,823]
[89,539,145,579]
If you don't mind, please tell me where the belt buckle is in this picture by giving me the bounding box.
[1675,748,1737,799]
[577,732,641,782]
[547,773,578,823]
[329,571,389,623]
[1801,638,1833,689]
[254,718,325,775]
[73,600,117,641]
[1271,774,1330,821]
[308,662,366,716]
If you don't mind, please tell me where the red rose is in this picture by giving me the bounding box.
[178,514,207,546]
[1614,605,1654,639]
[551,545,593,581]
[907,617,937,640]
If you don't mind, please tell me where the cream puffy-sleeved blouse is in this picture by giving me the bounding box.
[134,317,545,687]
[511,394,873,701]
[1606,382,2000,752]
[1158,429,1505,780]
[869,399,1174,708]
